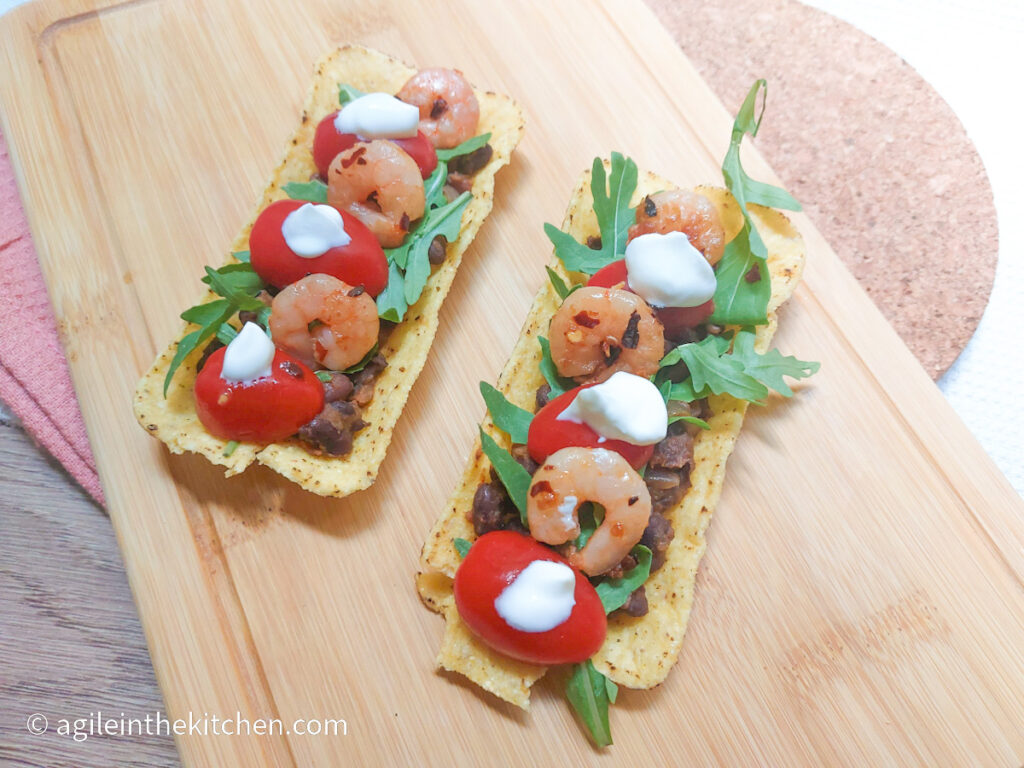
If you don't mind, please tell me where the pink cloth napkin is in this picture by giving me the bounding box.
[0,130,104,505]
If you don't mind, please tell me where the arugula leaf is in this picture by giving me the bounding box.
[542,224,607,275]
[422,161,450,210]
[315,370,333,383]
[202,265,266,309]
[544,153,638,275]
[453,537,472,559]
[729,330,820,397]
[216,323,238,345]
[478,429,532,524]
[573,503,603,549]
[592,153,638,265]
[435,132,491,162]
[657,378,672,404]
[669,414,711,430]
[595,545,652,613]
[662,331,817,403]
[283,180,328,203]
[371,135,483,321]
[538,337,572,398]
[678,336,769,402]
[181,298,232,326]
[711,80,800,326]
[375,261,407,323]
[165,259,268,395]
[545,266,572,300]
[667,379,698,403]
[341,343,379,374]
[566,660,614,748]
[605,676,619,704]
[163,303,234,396]
[479,382,533,444]
[710,228,771,326]
[338,84,365,105]
[403,192,471,306]
[257,305,272,333]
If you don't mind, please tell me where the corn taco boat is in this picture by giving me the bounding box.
[417,82,817,744]
[134,45,524,498]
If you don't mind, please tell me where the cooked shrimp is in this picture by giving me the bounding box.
[269,274,379,371]
[527,447,651,576]
[396,68,479,149]
[627,189,726,265]
[327,139,425,248]
[548,286,664,384]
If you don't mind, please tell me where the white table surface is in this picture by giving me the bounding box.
[0,0,1021,494]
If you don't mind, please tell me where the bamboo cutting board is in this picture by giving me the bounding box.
[3,0,1024,764]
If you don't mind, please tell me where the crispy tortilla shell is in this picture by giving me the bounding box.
[416,166,805,707]
[133,45,524,498]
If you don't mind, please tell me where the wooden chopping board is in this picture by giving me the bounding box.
[2,0,1023,764]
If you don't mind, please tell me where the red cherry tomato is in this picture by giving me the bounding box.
[586,259,714,335]
[313,111,437,179]
[528,386,654,469]
[312,112,356,178]
[249,199,387,294]
[391,131,437,179]
[454,531,606,665]
[655,300,715,336]
[586,259,629,289]
[194,347,324,443]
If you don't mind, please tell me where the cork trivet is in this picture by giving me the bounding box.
[647,0,998,378]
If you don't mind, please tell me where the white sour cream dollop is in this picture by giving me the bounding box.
[281,203,351,258]
[494,560,577,633]
[624,231,716,308]
[220,322,276,384]
[558,371,668,445]
[334,92,419,139]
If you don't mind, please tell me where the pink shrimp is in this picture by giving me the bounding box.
[527,447,652,576]
[396,68,480,149]
[628,189,726,265]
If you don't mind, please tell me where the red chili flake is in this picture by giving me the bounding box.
[643,195,657,217]
[745,264,762,283]
[573,310,600,328]
[347,286,365,297]
[586,235,602,250]
[430,98,448,119]
[628,495,639,506]
[341,146,367,169]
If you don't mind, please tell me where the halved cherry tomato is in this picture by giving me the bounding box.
[391,131,438,179]
[312,111,437,179]
[586,259,629,289]
[249,199,388,294]
[655,300,715,336]
[527,385,654,469]
[586,259,714,336]
[194,347,324,443]
[454,531,606,665]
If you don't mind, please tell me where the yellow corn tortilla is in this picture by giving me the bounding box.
[134,46,524,498]
[416,165,806,708]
